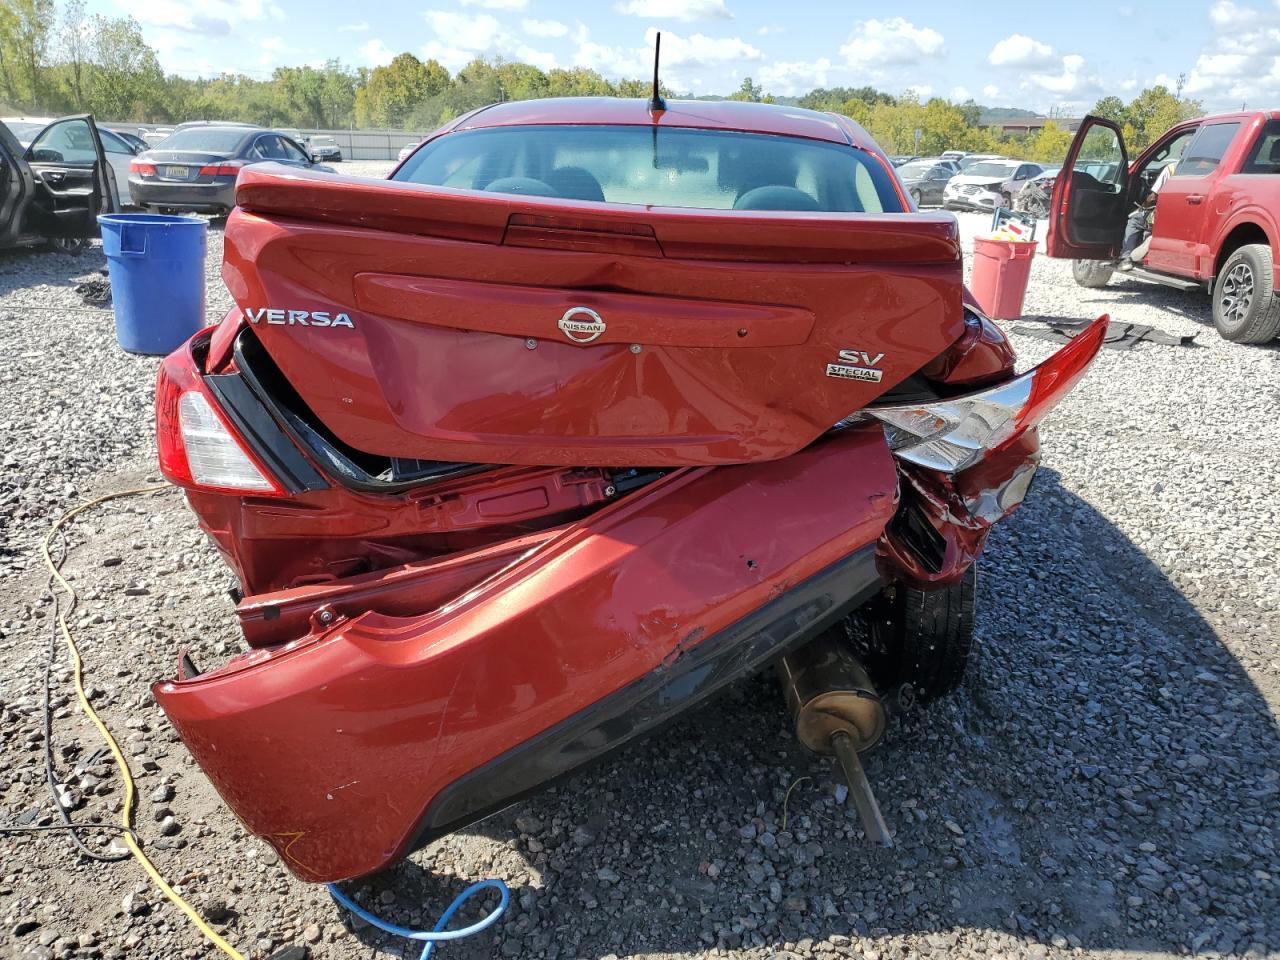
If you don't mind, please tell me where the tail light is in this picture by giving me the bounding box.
[156,343,283,495]
[864,315,1107,473]
[130,160,155,176]
[199,161,245,177]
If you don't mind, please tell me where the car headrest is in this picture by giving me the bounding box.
[1268,139,1280,164]
[544,166,605,202]
[733,185,820,211]
[483,177,559,198]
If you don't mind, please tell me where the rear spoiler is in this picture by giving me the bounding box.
[234,164,961,265]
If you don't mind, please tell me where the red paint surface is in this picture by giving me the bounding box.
[221,194,963,466]
[154,425,898,882]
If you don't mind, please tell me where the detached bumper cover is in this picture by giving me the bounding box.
[154,425,898,882]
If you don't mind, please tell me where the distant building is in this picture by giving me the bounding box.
[989,117,1083,135]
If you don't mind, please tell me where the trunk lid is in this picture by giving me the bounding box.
[223,165,966,467]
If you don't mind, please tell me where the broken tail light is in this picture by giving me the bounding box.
[156,341,284,495]
[864,315,1107,474]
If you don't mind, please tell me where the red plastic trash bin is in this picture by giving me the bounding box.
[970,237,1037,320]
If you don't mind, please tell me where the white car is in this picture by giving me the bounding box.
[943,160,1043,212]
[397,138,424,163]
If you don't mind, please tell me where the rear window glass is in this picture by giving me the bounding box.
[394,124,901,213]
[1241,119,1280,174]
[1176,122,1241,177]
[157,128,252,152]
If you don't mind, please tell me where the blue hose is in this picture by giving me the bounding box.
[326,878,509,960]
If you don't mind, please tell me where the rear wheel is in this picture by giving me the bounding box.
[853,563,978,705]
[1213,243,1280,343]
[44,236,88,254]
[1072,259,1114,289]
[910,188,922,207]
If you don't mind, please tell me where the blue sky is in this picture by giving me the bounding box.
[89,0,1273,113]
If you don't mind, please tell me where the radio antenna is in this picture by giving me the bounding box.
[649,32,666,112]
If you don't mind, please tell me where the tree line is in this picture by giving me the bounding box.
[2,0,1202,162]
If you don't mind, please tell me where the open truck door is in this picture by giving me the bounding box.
[22,114,118,241]
[1047,116,1129,260]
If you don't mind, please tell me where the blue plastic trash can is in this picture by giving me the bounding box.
[98,214,207,355]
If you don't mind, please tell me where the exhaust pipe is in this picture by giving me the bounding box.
[778,634,893,846]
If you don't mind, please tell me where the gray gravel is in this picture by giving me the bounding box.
[1,197,1277,960]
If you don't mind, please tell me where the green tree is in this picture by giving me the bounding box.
[5,0,55,108]
[1091,95,1126,124]
[728,76,763,102]
[1025,120,1073,164]
[85,15,162,120]
[358,52,448,128]
[57,0,89,109]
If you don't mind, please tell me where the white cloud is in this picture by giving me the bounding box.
[839,17,944,66]
[522,18,568,38]
[615,0,733,21]
[756,24,784,36]
[758,58,832,96]
[988,34,1057,69]
[646,27,761,65]
[421,10,555,72]
[1028,54,1097,95]
[905,84,932,100]
[134,0,284,33]
[950,85,971,101]
[459,0,528,9]
[359,38,395,67]
[1209,0,1256,26]
[983,84,1000,98]
[337,21,369,33]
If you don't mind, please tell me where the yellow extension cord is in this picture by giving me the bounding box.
[41,485,248,960]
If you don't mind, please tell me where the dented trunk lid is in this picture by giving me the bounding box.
[223,165,965,467]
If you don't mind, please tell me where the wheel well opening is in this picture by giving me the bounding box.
[1215,223,1271,280]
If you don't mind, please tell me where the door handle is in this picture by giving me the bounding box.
[1186,194,1204,204]
[44,171,65,183]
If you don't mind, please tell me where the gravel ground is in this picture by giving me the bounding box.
[1,186,1277,960]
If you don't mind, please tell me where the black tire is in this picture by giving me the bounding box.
[1072,259,1114,289]
[910,188,922,207]
[44,236,87,254]
[864,563,978,704]
[1212,243,1280,343]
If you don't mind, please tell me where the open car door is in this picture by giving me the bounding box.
[22,114,118,239]
[0,123,34,249]
[1046,116,1129,259]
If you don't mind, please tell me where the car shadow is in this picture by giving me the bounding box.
[0,243,109,298]
[334,468,1279,959]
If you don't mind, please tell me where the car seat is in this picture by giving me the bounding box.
[733,186,819,211]
[544,166,605,202]
[483,177,559,197]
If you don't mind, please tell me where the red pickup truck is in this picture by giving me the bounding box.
[1047,110,1280,343]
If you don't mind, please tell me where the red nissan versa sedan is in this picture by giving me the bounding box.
[152,97,1106,883]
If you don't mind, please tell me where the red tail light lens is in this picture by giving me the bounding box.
[199,162,245,177]
[130,160,156,176]
[156,343,284,495]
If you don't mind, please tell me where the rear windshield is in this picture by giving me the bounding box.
[394,124,902,213]
[156,128,252,152]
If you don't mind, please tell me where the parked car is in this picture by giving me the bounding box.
[940,149,969,162]
[397,137,424,163]
[957,153,1004,172]
[129,125,334,216]
[150,96,1106,884]
[308,134,342,162]
[105,127,150,153]
[896,157,960,207]
[143,126,174,146]
[1049,110,1280,343]
[888,154,919,166]
[944,159,1043,211]
[0,114,118,252]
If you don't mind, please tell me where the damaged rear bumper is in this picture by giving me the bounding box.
[154,425,900,882]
